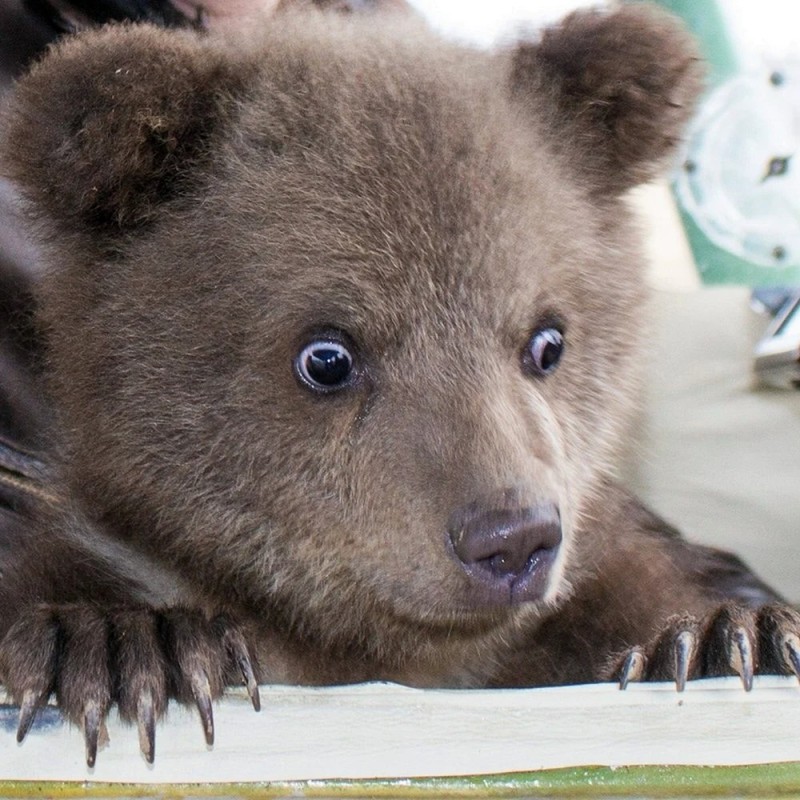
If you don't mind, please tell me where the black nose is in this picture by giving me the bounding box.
[447,503,562,607]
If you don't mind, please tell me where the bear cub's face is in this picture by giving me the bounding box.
[3,8,701,652]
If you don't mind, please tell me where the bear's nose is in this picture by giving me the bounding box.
[447,503,562,607]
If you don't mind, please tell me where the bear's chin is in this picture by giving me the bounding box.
[371,583,556,637]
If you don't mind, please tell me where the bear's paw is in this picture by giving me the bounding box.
[609,602,800,692]
[0,604,259,765]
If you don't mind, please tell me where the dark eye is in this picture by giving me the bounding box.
[295,339,355,392]
[526,328,564,376]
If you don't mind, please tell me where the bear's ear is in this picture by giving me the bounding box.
[3,24,248,234]
[509,5,703,196]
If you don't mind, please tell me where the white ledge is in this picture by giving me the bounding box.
[0,677,799,784]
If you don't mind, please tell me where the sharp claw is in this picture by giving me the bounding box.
[136,689,156,764]
[237,653,261,712]
[674,630,695,692]
[240,655,261,713]
[220,624,261,712]
[730,627,754,692]
[190,672,214,746]
[618,648,646,690]
[83,702,102,768]
[16,688,47,743]
[780,632,800,680]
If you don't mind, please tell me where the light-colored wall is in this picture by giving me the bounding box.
[629,185,800,602]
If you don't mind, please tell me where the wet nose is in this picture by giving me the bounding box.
[447,503,562,607]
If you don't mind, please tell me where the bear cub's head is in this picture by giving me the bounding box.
[3,7,701,660]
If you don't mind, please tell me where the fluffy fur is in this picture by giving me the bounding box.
[0,5,795,764]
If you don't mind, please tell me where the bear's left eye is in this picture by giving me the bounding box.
[295,339,355,393]
[524,327,565,376]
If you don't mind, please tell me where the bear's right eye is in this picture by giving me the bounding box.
[295,338,355,393]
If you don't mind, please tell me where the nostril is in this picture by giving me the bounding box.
[486,550,522,577]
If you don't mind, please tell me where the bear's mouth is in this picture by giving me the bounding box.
[458,544,560,608]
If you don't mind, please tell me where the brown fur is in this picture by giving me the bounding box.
[0,5,795,761]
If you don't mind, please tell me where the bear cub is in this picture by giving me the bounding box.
[1,4,798,766]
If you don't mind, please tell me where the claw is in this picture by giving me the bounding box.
[136,688,156,764]
[16,687,47,743]
[781,632,800,681]
[83,701,102,768]
[238,653,261,712]
[230,642,260,712]
[190,671,214,746]
[618,648,646,690]
[674,630,695,692]
[729,627,754,692]
[220,623,261,712]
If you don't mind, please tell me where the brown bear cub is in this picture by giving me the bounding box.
[0,4,797,767]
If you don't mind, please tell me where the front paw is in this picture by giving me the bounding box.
[0,604,259,765]
[609,603,800,692]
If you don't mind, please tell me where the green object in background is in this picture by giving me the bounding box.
[653,0,739,85]
[649,0,800,286]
